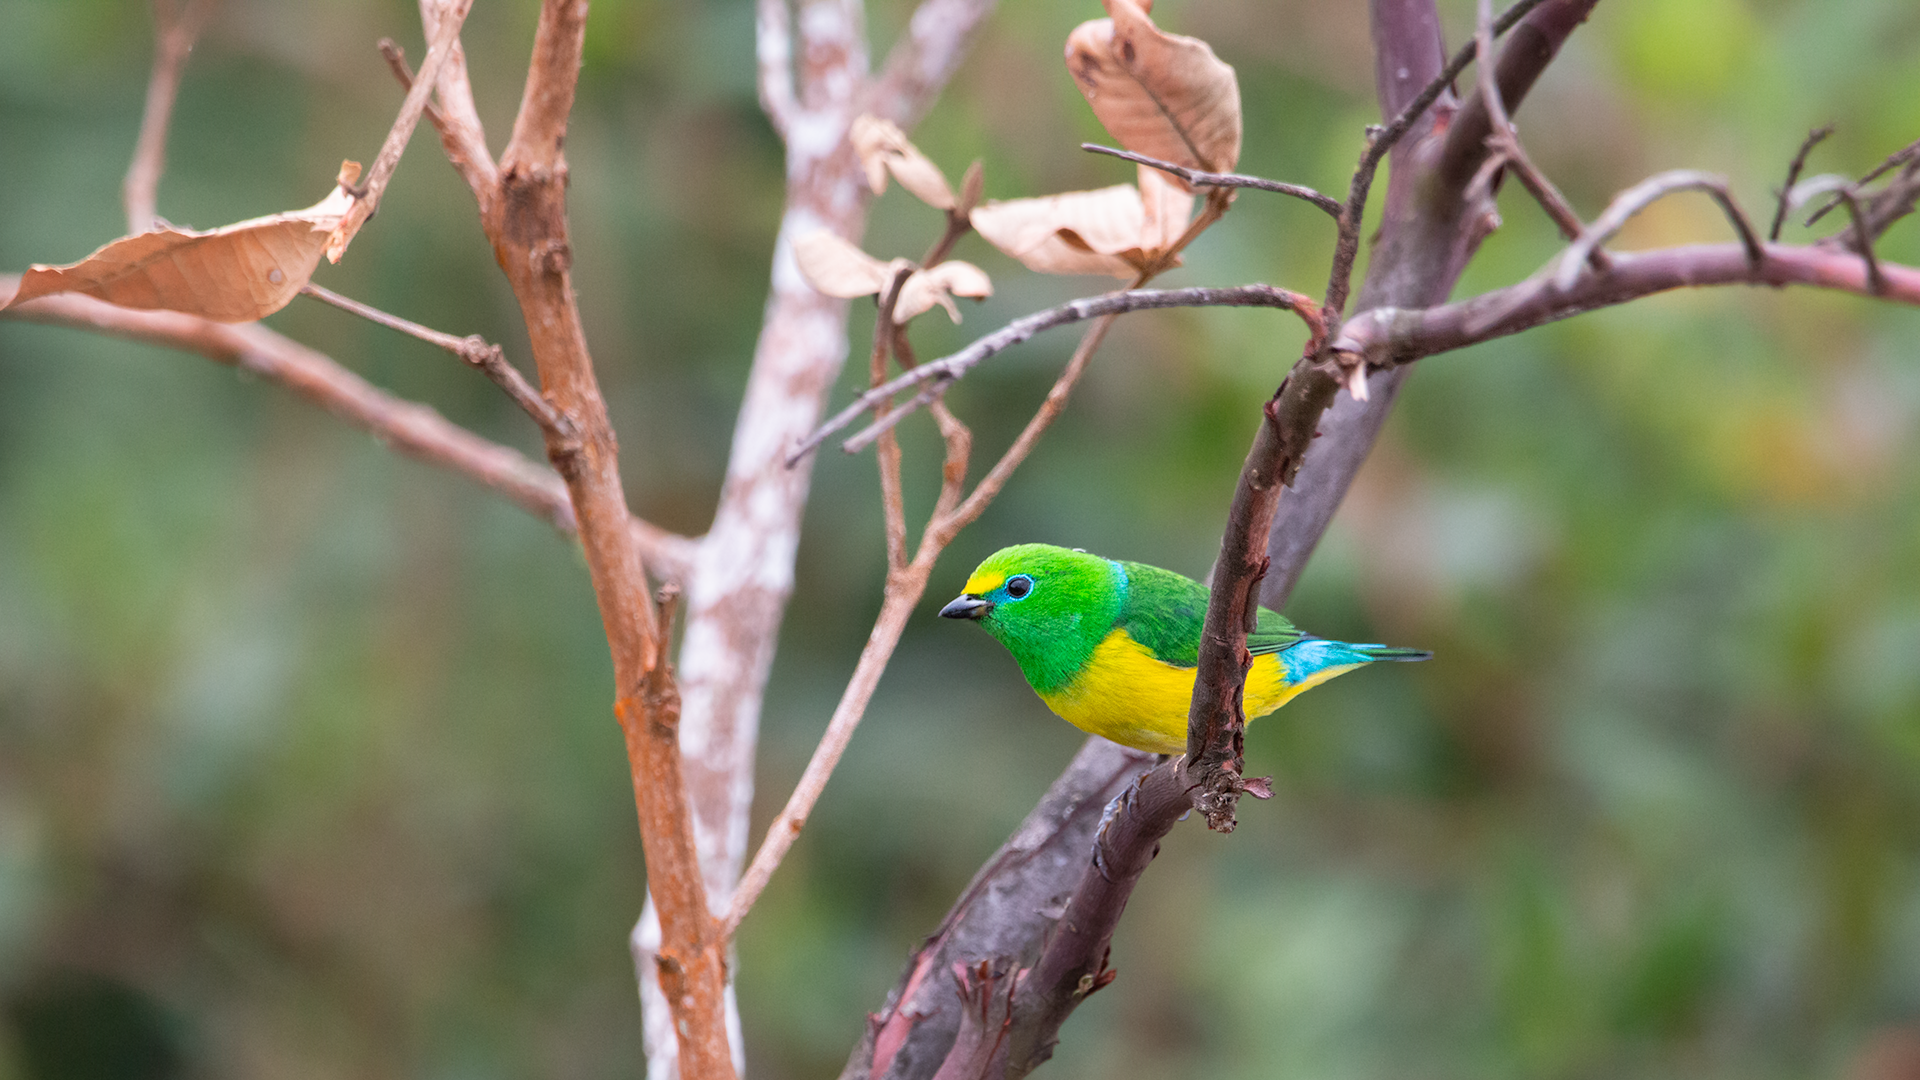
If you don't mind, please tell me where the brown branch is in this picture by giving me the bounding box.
[479,2,731,1075]
[1267,0,1599,609]
[794,285,1327,462]
[380,8,498,200]
[1081,144,1344,220]
[1334,242,1920,364]
[0,277,697,581]
[1553,170,1763,293]
[1835,186,1886,295]
[1771,125,1833,241]
[124,0,217,233]
[299,284,575,439]
[1322,0,1557,319]
[326,0,474,260]
[1805,135,1920,229]
[837,738,1150,1080]
[1466,0,1604,269]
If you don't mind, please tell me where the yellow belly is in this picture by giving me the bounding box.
[1038,629,1358,754]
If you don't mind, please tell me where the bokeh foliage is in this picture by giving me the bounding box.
[2,0,1919,1077]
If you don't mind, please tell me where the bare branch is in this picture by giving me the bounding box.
[379,31,498,198]
[124,0,217,233]
[793,285,1324,463]
[1771,125,1833,241]
[299,284,576,439]
[1805,135,1920,229]
[1554,170,1763,292]
[1467,0,1604,269]
[0,278,698,581]
[1082,144,1344,219]
[328,0,474,260]
[839,738,1150,1080]
[1323,0,1557,318]
[1335,242,1920,365]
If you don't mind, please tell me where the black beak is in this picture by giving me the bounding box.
[939,594,991,620]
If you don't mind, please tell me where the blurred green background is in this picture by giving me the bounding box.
[3,0,1920,1077]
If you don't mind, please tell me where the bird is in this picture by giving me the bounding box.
[938,543,1430,755]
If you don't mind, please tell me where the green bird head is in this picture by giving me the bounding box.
[938,543,1123,694]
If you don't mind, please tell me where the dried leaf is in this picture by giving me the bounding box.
[3,167,360,323]
[1065,0,1241,175]
[850,115,956,210]
[896,260,993,323]
[793,230,894,298]
[972,185,1162,278]
[1136,164,1195,254]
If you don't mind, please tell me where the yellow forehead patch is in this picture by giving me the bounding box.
[963,569,1008,595]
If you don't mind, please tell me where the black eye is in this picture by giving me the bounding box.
[1005,575,1033,599]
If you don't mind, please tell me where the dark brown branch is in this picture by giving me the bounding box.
[1003,760,1191,1074]
[792,285,1324,463]
[839,738,1151,1080]
[1834,187,1886,295]
[1805,135,1920,229]
[1335,242,1920,364]
[299,284,575,439]
[1466,0,1604,269]
[1082,144,1344,219]
[1554,171,1763,292]
[1322,0,1557,318]
[1771,125,1834,241]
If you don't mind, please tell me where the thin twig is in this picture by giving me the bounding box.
[791,285,1324,463]
[379,12,498,198]
[1805,135,1920,228]
[1554,170,1763,292]
[1336,242,1920,367]
[378,38,447,130]
[0,277,699,580]
[872,268,915,570]
[325,0,474,260]
[1322,0,1555,318]
[124,0,218,233]
[1836,187,1885,294]
[1771,125,1834,241]
[1082,144,1343,220]
[1468,0,1605,268]
[299,284,575,439]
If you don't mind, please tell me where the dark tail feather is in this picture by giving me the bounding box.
[1355,644,1432,662]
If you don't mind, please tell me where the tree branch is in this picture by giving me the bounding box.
[326,0,473,261]
[298,283,574,440]
[1334,242,1920,364]
[1081,144,1344,220]
[481,2,733,1075]
[838,738,1151,1080]
[124,0,217,233]
[794,285,1325,461]
[1266,0,1598,610]
[1771,125,1833,242]
[1552,170,1762,293]
[0,279,697,581]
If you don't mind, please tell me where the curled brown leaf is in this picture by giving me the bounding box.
[1065,0,1241,176]
[4,167,360,323]
[971,185,1179,278]
[850,115,956,210]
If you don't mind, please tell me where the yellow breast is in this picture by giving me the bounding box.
[1037,629,1359,755]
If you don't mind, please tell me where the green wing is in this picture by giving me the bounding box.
[1248,606,1311,656]
[1115,561,1309,667]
